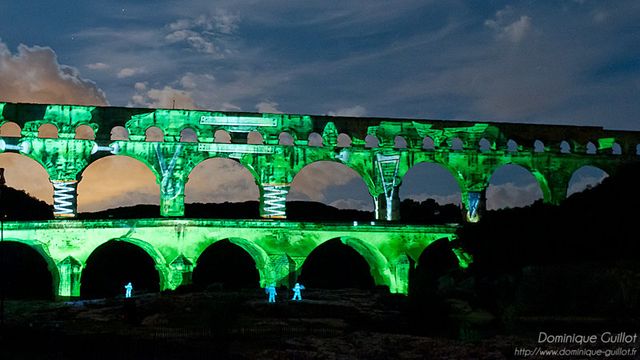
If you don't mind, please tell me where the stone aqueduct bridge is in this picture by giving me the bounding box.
[0,102,639,298]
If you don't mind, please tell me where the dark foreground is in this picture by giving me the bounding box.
[0,289,637,359]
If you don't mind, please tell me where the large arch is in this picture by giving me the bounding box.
[77,155,160,214]
[191,239,261,289]
[567,165,609,197]
[0,152,53,206]
[0,239,59,299]
[486,164,543,210]
[399,161,464,222]
[298,237,390,290]
[80,238,163,299]
[193,237,269,287]
[287,161,374,220]
[185,157,260,205]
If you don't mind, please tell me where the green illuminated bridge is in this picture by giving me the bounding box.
[1,102,639,297]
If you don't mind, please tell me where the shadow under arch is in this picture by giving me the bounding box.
[80,238,164,299]
[192,237,268,288]
[77,155,160,213]
[298,237,392,291]
[486,163,544,210]
[0,238,60,299]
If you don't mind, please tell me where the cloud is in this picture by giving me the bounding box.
[406,192,461,206]
[329,198,372,211]
[0,40,108,105]
[86,62,110,70]
[256,100,281,113]
[567,174,607,196]
[130,83,197,109]
[288,161,359,202]
[486,182,542,210]
[185,158,259,203]
[485,7,532,43]
[117,67,145,78]
[328,105,366,117]
[165,12,239,56]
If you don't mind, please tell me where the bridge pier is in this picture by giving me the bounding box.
[169,254,194,289]
[373,189,400,221]
[57,256,82,298]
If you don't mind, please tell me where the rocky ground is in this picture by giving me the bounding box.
[0,289,628,359]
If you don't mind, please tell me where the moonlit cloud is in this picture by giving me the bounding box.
[0,40,107,106]
[86,62,110,70]
[117,67,145,78]
[328,105,367,117]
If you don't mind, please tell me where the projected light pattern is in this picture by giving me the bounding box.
[0,102,639,297]
[375,153,400,221]
[52,180,78,217]
[262,184,289,218]
[466,191,481,223]
[2,218,461,297]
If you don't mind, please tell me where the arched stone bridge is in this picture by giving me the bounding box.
[1,102,638,221]
[2,218,459,297]
[1,102,639,298]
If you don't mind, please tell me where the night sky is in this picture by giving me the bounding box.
[0,1,637,211]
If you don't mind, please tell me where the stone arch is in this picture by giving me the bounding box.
[77,155,160,213]
[506,139,519,152]
[449,137,464,151]
[422,136,435,150]
[38,123,58,138]
[337,133,352,147]
[145,126,164,142]
[288,160,375,210]
[487,163,544,209]
[394,135,407,149]
[110,126,129,140]
[214,129,231,143]
[185,157,260,205]
[300,236,392,291]
[586,142,597,154]
[247,131,264,145]
[116,237,168,289]
[479,138,492,153]
[308,132,323,147]
[0,121,21,137]
[560,140,571,153]
[0,152,53,205]
[279,131,294,146]
[612,142,622,155]
[75,125,95,140]
[180,127,198,142]
[567,165,609,197]
[0,238,60,298]
[401,160,465,196]
[365,134,379,148]
[533,139,545,153]
[193,237,270,287]
[80,237,167,296]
